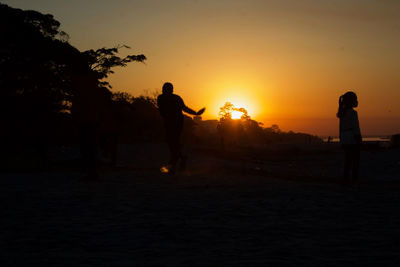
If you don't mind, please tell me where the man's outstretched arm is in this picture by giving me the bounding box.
[183,106,206,116]
[182,105,198,115]
[179,97,206,115]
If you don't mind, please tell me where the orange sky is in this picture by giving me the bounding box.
[4,0,400,136]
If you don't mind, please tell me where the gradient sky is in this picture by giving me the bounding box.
[4,0,400,136]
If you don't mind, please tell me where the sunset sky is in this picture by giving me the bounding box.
[4,0,400,136]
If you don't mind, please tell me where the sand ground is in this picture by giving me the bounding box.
[1,144,400,266]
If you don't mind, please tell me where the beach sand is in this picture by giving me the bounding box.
[1,144,400,266]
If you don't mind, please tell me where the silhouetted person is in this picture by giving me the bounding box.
[157,82,205,174]
[337,91,362,183]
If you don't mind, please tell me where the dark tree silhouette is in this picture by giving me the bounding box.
[217,102,256,148]
[0,3,147,173]
[218,102,251,121]
[0,3,79,152]
[83,46,146,90]
[0,3,146,143]
[218,102,235,120]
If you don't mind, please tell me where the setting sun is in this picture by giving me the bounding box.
[231,110,244,119]
[210,85,262,121]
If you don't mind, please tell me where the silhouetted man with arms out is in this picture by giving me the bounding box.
[157,82,205,174]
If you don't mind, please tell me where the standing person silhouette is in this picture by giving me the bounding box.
[337,91,362,184]
[157,82,205,174]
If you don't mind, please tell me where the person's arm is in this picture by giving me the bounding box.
[183,105,206,115]
[179,97,204,115]
[182,105,198,115]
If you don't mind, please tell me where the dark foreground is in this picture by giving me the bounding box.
[1,144,400,266]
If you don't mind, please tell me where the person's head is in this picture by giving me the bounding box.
[162,82,173,94]
[337,91,358,118]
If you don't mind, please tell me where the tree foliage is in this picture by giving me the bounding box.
[0,3,146,144]
[83,45,146,89]
[218,102,251,121]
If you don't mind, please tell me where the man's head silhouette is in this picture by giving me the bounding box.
[162,82,173,94]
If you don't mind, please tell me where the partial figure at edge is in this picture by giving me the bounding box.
[337,91,362,183]
[157,82,205,174]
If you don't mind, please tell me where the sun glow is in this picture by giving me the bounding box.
[207,82,264,121]
[213,97,258,120]
[231,110,244,119]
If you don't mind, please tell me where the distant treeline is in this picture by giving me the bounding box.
[0,3,322,152]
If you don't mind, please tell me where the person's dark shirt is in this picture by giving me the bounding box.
[157,93,196,124]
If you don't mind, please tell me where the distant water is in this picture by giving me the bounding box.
[323,136,391,143]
